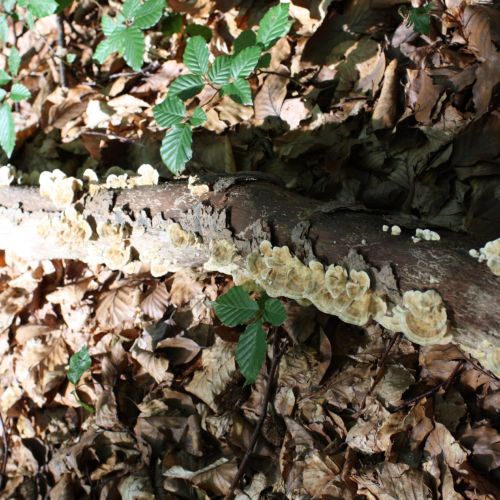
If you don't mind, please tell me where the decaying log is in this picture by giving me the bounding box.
[0,177,498,376]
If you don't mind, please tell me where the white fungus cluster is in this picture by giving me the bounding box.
[470,238,500,277]
[0,165,16,186]
[105,164,160,190]
[39,169,82,208]
[412,228,440,243]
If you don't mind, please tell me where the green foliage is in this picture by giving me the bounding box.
[256,2,293,50]
[212,286,287,385]
[158,2,292,175]
[67,346,92,385]
[94,0,166,71]
[407,3,432,35]
[10,82,30,101]
[0,102,15,158]
[236,321,267,385]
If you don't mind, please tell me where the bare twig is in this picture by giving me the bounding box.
[0,412,9,491]
[55,13,67,89]
[389,359,465,413]
[224,331,287,499]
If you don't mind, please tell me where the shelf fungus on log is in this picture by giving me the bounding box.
[0,177,498,377]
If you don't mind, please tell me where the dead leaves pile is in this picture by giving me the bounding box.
[0,251,498,498]
[5,0,499,241]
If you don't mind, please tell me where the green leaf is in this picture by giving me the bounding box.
[256,53,271,69]
[27,0,59,18]
[122,0,141,21]
[121,26,145,71]
[162,13,183,36]
[66,53,77,64]
[256,2,292,50]
[2,0,16,13]
[183,36,209,75]
[0,102,15,158]
[263,298,287,326]
[0,69,11,86]
[186,23,212,42]
[94,25,127,64]
[0,89,6,102]
[189,106,207,127]
[222,78,252,106]
[168,74,204,100]
[160,123,192,175]
[234,30,256,54]
[213,286,259,327]
[236,320,267,385]
[153,96,186,128]
[9,83,31,102]
[208,55,231,86]
[230,45,261,79]
[0,15,9,43]
[56,0,74,12]
[101,15,120,36]
[407,4,432,35]
[134,0,165,30]
[67,346,92,385]
[8,47,21,77]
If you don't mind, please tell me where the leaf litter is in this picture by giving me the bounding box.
[1,0,500,497]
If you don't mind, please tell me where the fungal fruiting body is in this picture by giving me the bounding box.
[412,228,440,243]
[379,290,450,346]
[39,170,82,208]
[468,238,500,277]
[0,165,16,186]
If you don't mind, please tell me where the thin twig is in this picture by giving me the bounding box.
[224,332,287,499]
[0,412,8,491]
[55,13,67,89]
[390,359,465,413]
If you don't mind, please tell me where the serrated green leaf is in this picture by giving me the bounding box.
[236,320,267,385]
[160,124,192,175]
[94,25,127,64]
[153,96,186,127]
[8,47,21,77]
[0,15,9,43]
[256,3,292,50]
[213,286,259,326]
[9,83,31,102]
[263,298,287,326]
[407,4,432,35]
[230,45,261,79]
[101,15,120,36]
[183,36,209,75]
[0,102,14,158]
[256,53,271,69]
[67,346,92,385]
[168,74,204,100]
[186,23,212,42]
[208,55,231,86]
[0,69,11,86]
[122,0,141,21]
[27,0,58,18]
[222,78,252,106]
[0,89,6,102]
[234,30,257,54]
[189,106,207,127]
[121,26,145,71]
[134,0,165,29]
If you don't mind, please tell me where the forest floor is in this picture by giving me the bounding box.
[0,0,499,498]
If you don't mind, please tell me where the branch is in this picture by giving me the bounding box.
[0,179,498,375]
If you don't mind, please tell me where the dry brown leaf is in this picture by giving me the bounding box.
[254,70,289,123]
[96,282,141,328]
[185,337,237,412]
[140,282,170,320]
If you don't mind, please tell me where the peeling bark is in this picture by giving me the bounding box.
[0,179,498,375]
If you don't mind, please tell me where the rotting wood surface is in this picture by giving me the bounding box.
[0,178,498,375]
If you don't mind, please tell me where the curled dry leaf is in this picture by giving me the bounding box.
[140,282,170,320]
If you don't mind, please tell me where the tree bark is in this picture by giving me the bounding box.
[0,178,498,375]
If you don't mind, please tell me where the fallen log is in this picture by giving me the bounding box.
[0,174,498,376]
